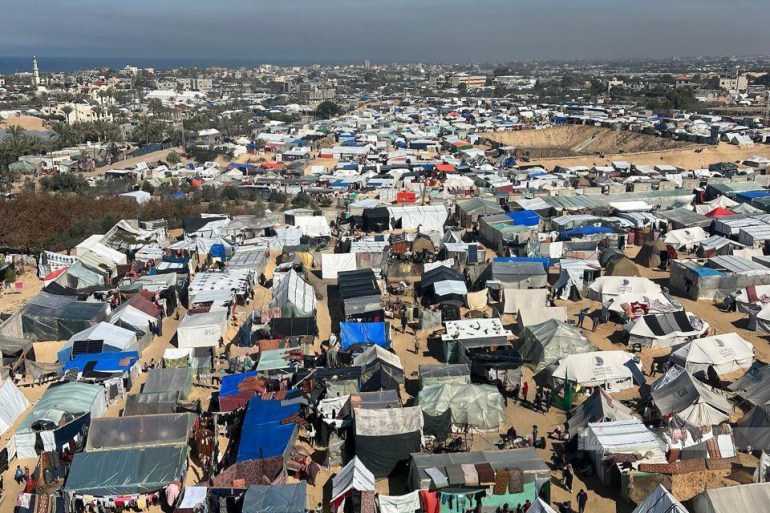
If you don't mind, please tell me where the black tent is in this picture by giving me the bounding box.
[269,317,317,338]
[338,270,382,318]
[420,266,464,292]
[363,208,390,233]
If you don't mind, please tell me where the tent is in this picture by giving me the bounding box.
[650,365,732,428]
[631,484,689,513]
[567,387,635,437]
[0,375,30,437]
[356,390,401,409]
[338,269,382,317]
[15,382,107,459]
[322,253,357,279]
[242,483,307,513]
[516,307,568,334]
[735,404,770,451]
[20,292,109,341]
[58,322,139,362]
[293,215,331,237]
[588,277,661,301]
[85,413,196,451]
[669,333,754,378]
[269,269,316,317]
[455,198,504,227]
[65,444,188,496]
[664,226,709,250]
[418,364,471,389]
[519,319,597,371]
[548,351,643,391]
[492,261,548,289]
[352,345,404,392]
[527,499,559,513]
[604,257,640,277]
[693,483,770,513]
[635,239,667,269]
[123,391,181,416]
[354,406,422,477]
[387,205,448,231]
[177,311,228,348]
[362,207,390,233]
[626,311,708,348]
[340,322,390,349]
[421,266,465,292]
[331,457,376,505]
[143,367,193,399]
[729,362,770,406]
[418,383,504,430]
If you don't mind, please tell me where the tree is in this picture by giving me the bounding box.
[166,151,181,165]
[316,101,342,119]
[457,83,468,95]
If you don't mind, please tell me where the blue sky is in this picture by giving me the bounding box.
[2,0,769,62]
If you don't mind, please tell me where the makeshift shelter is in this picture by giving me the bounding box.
[338,269,383,319]
[387,205,448,231]
[626,311,708,348]
[65,444,189,496]
[516,307,568,334]
[735,404,770,451]
[418,364,471,389]
[441,318,514,365]
[588,277,661,301]
[567,387,635,437]
[635,239,667,269]
[85,413,196,450]
[294,215,331,237]
[331,457,376,508]
[20,293,108,341]
[355,389,401,409]
[58,322,139,362]
[455,198,504,228]
[269,269,316,317]
[322,253,357,279]
[108,294,161,347]
[669,333,754,378]
[693,483,770,513]
[340,322,390,349]
[729,362,770,406]
[604,257,640,277]
[352,345,404,392]
[15,382,107,459]
[547,351,643,391]
[177,311,228,348]
[0,373,30,437]
[123,391,181,416]
[362,207,390,232]
[492,260,548,289]
[650,365,733,428]
[631,484,689,513]
[418,383,504,430]
[242,483,307,513]
[354,406,422,477]
[143,367,193,399]
[664,227,709,250]
[519,319,597,371]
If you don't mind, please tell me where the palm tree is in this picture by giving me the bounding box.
[61,105,74,125]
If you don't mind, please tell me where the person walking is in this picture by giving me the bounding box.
[531,425,538,445]
[400,311,408,334]
[413,337,420,355]
[544,389,553,413]
[521,381,529,403]
[591,310,599,332]
[534,388,543,413]
[563,464,574,493]
[577,310,587,328]
[512,384,520,404]
[576,489,588,513]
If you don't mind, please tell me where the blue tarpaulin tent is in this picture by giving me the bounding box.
[340,322,390,349]
[220,371,258,397]
[493,257,552,269]
[736,190,770,201]
[210,244,227,261]
[237,398,300,462]
[562,226,614,237]
[62,351,139,373]
[507,210,540,226]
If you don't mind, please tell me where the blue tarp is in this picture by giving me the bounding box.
[563,226,615,236]
[692,267,723,277]
[493,257,552,269]
[736,190,770,201]
[62,351,139,373]
[236,398,300,462]
[170,191,185,199]
[341,163,358,170]
[210,243,227,261]
[220,371,258,397]
[340,322,389,349]
[229,162,255,170]
[506,210,540,226]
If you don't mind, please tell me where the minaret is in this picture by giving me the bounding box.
[32,56,40,87]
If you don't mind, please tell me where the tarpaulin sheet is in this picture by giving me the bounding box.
[340,322,389,348]
[123,391,180,416]
[86,413,196,450]
[64,444,189,496]
[0,378,30,436]
[507,210,540,226]
[143,367,192,399]
[466,289,488,311]
[237,398,299,462]
[242,482,307,513]
[220,371,258,397]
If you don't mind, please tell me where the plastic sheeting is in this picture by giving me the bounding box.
[86,413,196,450]
[466,288,488,311]
[269,269,315,317]
[58,322,139,362]
[242,483,307,513]
[631,484,688,513]
[177,311,228,348]
[332,457,375,503]
[693,483,770,513]
[65,444,189,496]
[503,288,548,314]
[729,362,770,406]
[418,384,504,430]
[123,391,180,416]
[143,367,193,399]
[0,379,30,436]
[21,293,109,341]
[340,322,389,348]
[321,253,357,280]
[519,319,596,370]
[650,365,732,428]
[237,398,300,462]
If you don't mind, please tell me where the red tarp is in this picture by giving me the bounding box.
[706,207,735,218]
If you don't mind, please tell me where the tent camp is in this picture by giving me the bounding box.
[548,351,643,391]
[631,484,689,513]
[650,365,733,428]
[58,322,139,362]
[567,387,635,437]
[354,406,422,476]
[352,345,404,392]
[418,383,504,430]
[269,269,316,317]
[669,333,754,378]
[242,483,307,513]
[635,239,667,269]
[519,319,597,371]
[15,382,107,459]
[735,404,770,451]
[0,373,30,437]
[177,311,228,348]
[729,362,770,406]
[693,483,770,513]
[626,311,709,348]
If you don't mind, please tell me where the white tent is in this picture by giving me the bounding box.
[527,499,559,513]
[433,280,467,296]
[516,307,567,334]
[503,288,547,314]
[387,205,448,231]
[670,333,754,377]
[664,227,709,250]
[418,383,504,430]
[588,277,661,301]
[269,269,316,317]
[331,457,376,504]
[632,484,688,513]
[693,483,770,513]
[550,351,642,391]
[321,253,357,280]
[626,312,709,348]
[0,376,30,436]
[59,322,139,361]
[293,215,331,237]
[650,365,733,428]
[177,311,228,348]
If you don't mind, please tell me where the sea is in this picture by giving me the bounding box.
[0,56,360,74]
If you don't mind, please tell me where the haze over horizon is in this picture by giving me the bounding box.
[3,0,770,64]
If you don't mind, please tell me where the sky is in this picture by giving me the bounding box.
[2,0,770,64]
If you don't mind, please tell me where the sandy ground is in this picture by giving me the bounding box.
[0,235,764,513]
[85,146,189,177]
[0,116,51,132]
